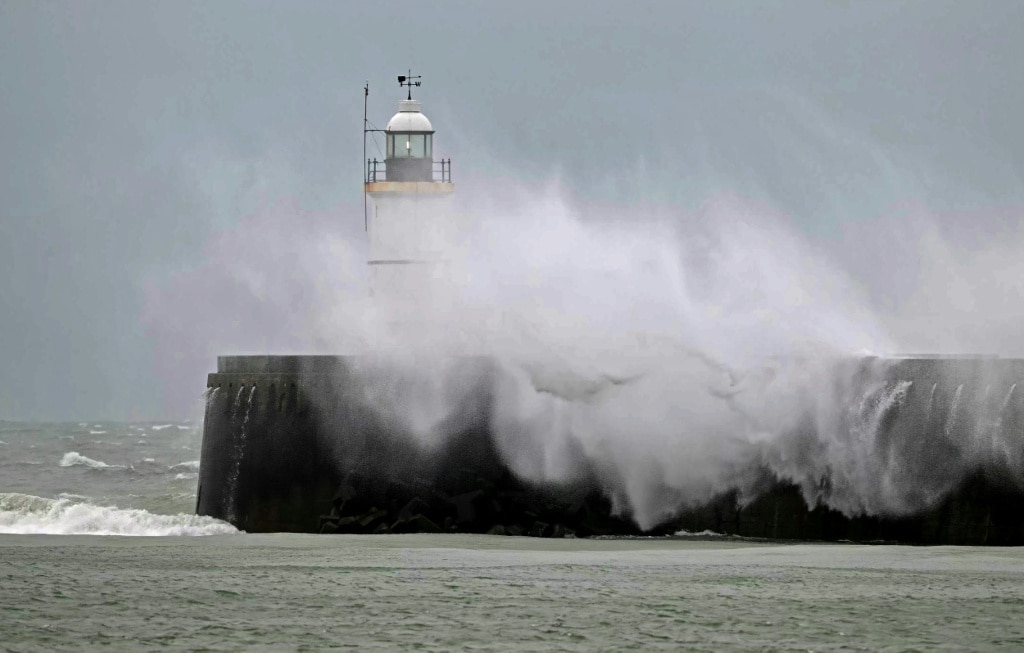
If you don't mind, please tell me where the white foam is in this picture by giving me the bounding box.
[0,493,237,536]
[150,424,174,431]
[674,529,752,540]
[170,460,200,472]
[176,425,191,430]
[57,493,93,502]
[59,451,119,469]
[675,529,726,537]
[89,430,106,435]
[174,473,199,481]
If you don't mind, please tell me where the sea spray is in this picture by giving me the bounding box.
[326,196,911,528]
[148,183,1024,529]
[361,198,1022,527]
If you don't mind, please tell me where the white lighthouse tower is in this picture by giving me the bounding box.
[364,73,455,304]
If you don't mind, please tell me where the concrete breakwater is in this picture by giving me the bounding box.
[196,355,1024,543]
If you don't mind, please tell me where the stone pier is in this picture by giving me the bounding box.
[197,355,1024,543]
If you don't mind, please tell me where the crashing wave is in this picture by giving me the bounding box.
[59,451,118,469]
[0,493,237,536]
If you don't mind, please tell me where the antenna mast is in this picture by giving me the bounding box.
[362,82,369,232]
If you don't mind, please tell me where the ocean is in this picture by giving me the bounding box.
[0,420,227,536]
[2,421,1023,651]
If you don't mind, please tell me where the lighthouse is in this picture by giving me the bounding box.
[364,73,455,303]
[195,75,1024,543]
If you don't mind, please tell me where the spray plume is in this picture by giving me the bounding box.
[145,178,1024,529]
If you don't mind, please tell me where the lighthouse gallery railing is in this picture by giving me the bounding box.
[365,158,452,184]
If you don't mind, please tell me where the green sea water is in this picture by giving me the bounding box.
[2,422,1023,650]
[3,534,1024,651]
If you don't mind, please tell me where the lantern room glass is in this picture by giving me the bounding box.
[387,133,432,159]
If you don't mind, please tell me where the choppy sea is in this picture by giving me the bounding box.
[0,420,227,536]
[2,420,1024,651]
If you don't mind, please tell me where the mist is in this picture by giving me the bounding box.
[145,154,1024,527]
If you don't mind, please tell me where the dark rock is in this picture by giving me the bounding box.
[408,514,443,534]
[507,524,523,536]
[486,524,507,536]
[447,490,484,524]
[397,497,430,522]
[389,517,414,534]
[530,521,550,538]
[333,515,360,533]
[359,508,388,529]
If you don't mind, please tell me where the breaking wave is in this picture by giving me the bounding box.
[60,454,204,478]
[60,451,118,469]
[0,493,237,536]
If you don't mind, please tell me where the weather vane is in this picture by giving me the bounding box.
[397,70,421,100]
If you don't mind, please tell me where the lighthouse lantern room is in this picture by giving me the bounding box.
[384,100,433,181]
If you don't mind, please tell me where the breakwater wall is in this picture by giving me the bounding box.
[197,355,1024,543]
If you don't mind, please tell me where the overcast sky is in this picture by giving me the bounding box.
[2,1,1023,420]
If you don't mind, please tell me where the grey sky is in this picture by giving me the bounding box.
[1,1,1022,420]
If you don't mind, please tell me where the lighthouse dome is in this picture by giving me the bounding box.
[386,99,434,133]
